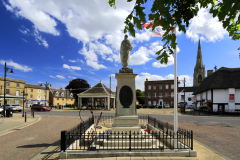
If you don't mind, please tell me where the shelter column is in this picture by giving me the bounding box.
[92,97,94,107]
[79,97,82,109]
[107,96,110,110]
[104,97,106,109]
[113,97,115,109]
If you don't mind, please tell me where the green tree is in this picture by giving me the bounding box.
[108,0,240,64]
[136,89,145,104]
[65,78,91,106]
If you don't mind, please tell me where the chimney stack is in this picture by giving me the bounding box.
[146,78,148,81]
[207,70,213,77]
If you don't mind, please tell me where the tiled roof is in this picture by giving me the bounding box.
[25,83,45,89]
[49,88,74,98]
[78,82,115,96]
[193,67,240,95]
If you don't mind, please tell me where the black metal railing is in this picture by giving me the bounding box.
[62,130,193,151]
[61,115,94,152]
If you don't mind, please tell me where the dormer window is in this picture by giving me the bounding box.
[61,92,64,96]
[70,93,73,97]
[55,92,59,96]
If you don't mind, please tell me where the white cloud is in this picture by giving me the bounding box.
[21,38,28,43]
[33,28,48,48]
[78,44,107,70]
[89,71,95,74]
[68,76,76,79]
[56,75,65,79]
[0,59,32,72]
[69,60,76,63]
[61,56,64,59]
[19,26,30,35]
[186,4,229,43]
[3,0,59,36]
[37,81,44,84]
[63,64,81,70]
[49,75,55,78]
[129,46,152,65]
[178,75,193,87]
[80,59,84,63]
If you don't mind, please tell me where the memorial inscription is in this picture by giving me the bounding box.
[119,85,133,108]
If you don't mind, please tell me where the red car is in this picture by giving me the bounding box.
[31,104,51,111]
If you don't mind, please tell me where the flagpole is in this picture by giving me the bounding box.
[173,11,178,150]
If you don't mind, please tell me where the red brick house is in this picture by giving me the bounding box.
[144,79,179,108]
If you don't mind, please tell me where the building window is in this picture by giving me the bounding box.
[62,98,64,101]
[159,85,162,89]
[6,82,10,87]
[30,89,33,93]
[198,75,202,83]
[148,93,151,98]
[153,93,156,98]
[30,95,33,99]
[44,90,46,94]
[153,85,156,90]
[165,92,168,97]
[6,89,9,94]
[37,95,41,100]
[153,101,156,105]
[71,99,73,101]
[44,95,46,100]
[61,92,64,97]
[57,98,59,100]
[171,84,174,89]
[181,95,185,101]
[171,92,174,98]
[159,92,162,98]
[38,89,41,93]
[170,101,173,106]
[16,84,20,88]
[148,101,151,105]
[16,90,19,96]
[70,93,73,97]
[55,92,59,96]
[15,99,19,104]
[165,101,168,104]
[148,85,151,90]
[166,85,169,89]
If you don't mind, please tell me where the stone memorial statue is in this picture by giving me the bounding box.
[119,35,133,73]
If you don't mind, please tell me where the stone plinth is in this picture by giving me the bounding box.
[112,115,140,134]
[112,73,141,133]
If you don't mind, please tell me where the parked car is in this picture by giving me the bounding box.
[4,104,22,112]
[186,105,194,109]
[31,104,51,111]
[164,104,170,108]
[0,106,3,114]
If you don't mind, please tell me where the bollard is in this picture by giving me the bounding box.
[25,112,27,122]
[32,110,34,118]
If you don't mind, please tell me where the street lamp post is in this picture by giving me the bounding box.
[21,90,28,117]
[3,62,14,117]
[39,81,51,106]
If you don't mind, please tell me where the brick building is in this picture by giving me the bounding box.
[144,79,179,108]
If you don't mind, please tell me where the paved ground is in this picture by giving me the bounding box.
[0,108,237,160]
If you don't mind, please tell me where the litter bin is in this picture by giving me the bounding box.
[6,109,13,117]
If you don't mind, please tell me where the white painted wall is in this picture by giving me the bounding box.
[213,89,228,103]
[207,90,211,100]
[213,104,218,110]
[235,89,240,103]
[177,92,194,106]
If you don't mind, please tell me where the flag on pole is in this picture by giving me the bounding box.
[141,18,175,37]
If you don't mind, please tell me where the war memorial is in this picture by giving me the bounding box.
[59,35,197,159]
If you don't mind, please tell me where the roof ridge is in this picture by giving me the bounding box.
[101,82,109,95]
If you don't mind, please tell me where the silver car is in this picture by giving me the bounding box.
[4,104,22,112]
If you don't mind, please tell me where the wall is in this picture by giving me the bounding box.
[178,92,194,106]
[25,87,49,106]
[235,89,240,109]
[213,89,228,103]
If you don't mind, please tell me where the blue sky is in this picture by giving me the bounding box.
[0,0,239,92]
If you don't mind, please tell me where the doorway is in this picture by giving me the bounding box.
[218,104,225,113]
